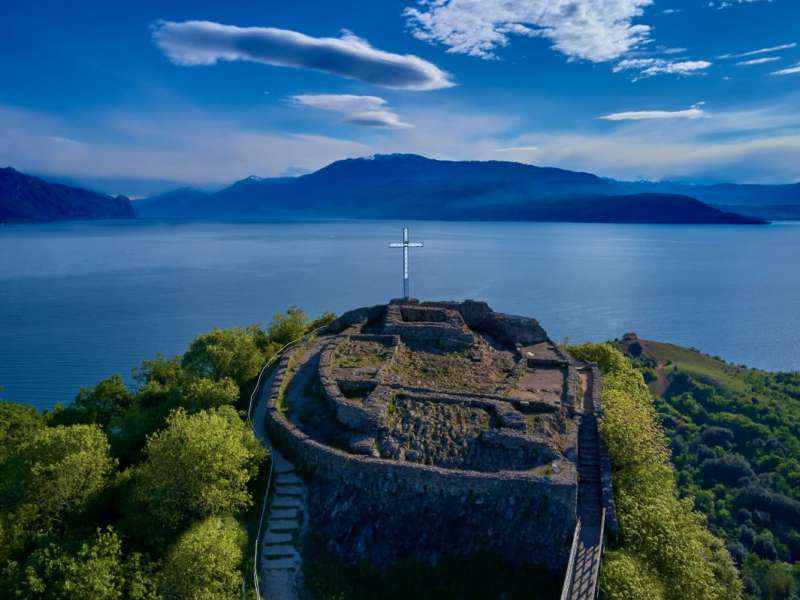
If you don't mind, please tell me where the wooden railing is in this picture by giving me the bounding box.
[560,519,582,600]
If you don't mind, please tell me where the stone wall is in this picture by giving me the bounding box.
[265,351,578,571]
[424,300,549,346]
[382,304,476,351]
[591,365,619,538]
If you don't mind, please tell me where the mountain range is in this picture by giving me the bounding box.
[134,154,777,224]
[0,168,134,223]
[6,155,800,224]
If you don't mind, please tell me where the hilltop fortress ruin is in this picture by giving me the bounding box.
[261,298,616,591]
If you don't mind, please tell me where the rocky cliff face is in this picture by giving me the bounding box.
[0,167,134,223]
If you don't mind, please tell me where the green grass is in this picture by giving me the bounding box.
[640,340,749,394]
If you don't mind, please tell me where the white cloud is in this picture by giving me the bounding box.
[736,56,781,66]
[152,20,454,91]
[494,146,538,152]
[0,104,369,192]
[404,0,654,62]
[708,0,773,10]
[290,94,412,129]
[718,43,796,59]
[599,104,706,121]
[771,63,800,76]
[613,58,711,79]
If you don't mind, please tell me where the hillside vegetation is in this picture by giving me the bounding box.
[0,307,333,599]
[568,343,741,600]
[616,335,800,600]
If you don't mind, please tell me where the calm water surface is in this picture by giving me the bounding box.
[1,219,799,410]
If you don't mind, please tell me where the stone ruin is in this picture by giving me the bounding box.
[263,298,610,572]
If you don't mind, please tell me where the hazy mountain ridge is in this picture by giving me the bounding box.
[0,167,134,223]
[134,154,768,224]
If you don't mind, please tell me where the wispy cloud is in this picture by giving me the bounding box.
[0,103,370,192]
[599,104,706,121]
[494,146,538,153]
[736,56,781,66]
[488,99,800,183]
[152,20,454,91]
[771,63,800,76]
[718,42,796,59]
[290,94,412,129]
[708,0,774,10]
[404,0,654,62]
[613,58,711,79]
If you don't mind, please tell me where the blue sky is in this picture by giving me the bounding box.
[1,0,798,195]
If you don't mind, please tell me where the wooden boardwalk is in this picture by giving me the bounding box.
[561,370,605,600]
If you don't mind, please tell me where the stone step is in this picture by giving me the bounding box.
[276,472,303,485]
[270,507,300,520]
[272,456,296,475]
[263,545,298,559]
[263,557,299,570]
[275,484,304,497]
[268,519,300,532]
[272,496,303,509]
[264,531,293,545]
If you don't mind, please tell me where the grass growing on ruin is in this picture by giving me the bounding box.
[332,341,388,379]
[568,343,742,600]
[276,336,317,417]
[388,348,513,394]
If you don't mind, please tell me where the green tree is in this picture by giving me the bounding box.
[0,424,116,557]
[178,377,239,412]
[72,375,134,429]
[135,407,266,530]
[181,329,263,389]
[600,550,666,600]
[265,306,310,346]
[0,401,43,464]
[2,527,159,600]
[159,516,245,600]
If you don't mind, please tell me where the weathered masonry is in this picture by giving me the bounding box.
[264,298,616,574]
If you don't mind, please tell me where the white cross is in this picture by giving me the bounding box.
[389,226,424,299]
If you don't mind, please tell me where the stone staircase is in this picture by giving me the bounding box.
[562,373,605,600]
[260,449,308,600]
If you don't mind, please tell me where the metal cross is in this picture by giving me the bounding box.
[389,226,424,299]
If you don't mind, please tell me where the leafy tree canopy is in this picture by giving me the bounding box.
[159,516,245,600]
[135,407,266,530]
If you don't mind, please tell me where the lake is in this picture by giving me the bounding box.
[1,219,799,411]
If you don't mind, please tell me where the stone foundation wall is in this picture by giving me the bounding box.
[265,351,578,571]
[382,304,476,351]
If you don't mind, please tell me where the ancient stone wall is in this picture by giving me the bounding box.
[265,352,578,570]
[382,304,476,351]
[424,300,549,346]
[591,364,619,538]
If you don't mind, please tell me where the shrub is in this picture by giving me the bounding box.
[600,550,666,600]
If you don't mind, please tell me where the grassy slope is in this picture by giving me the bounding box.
[638,339,750,394]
